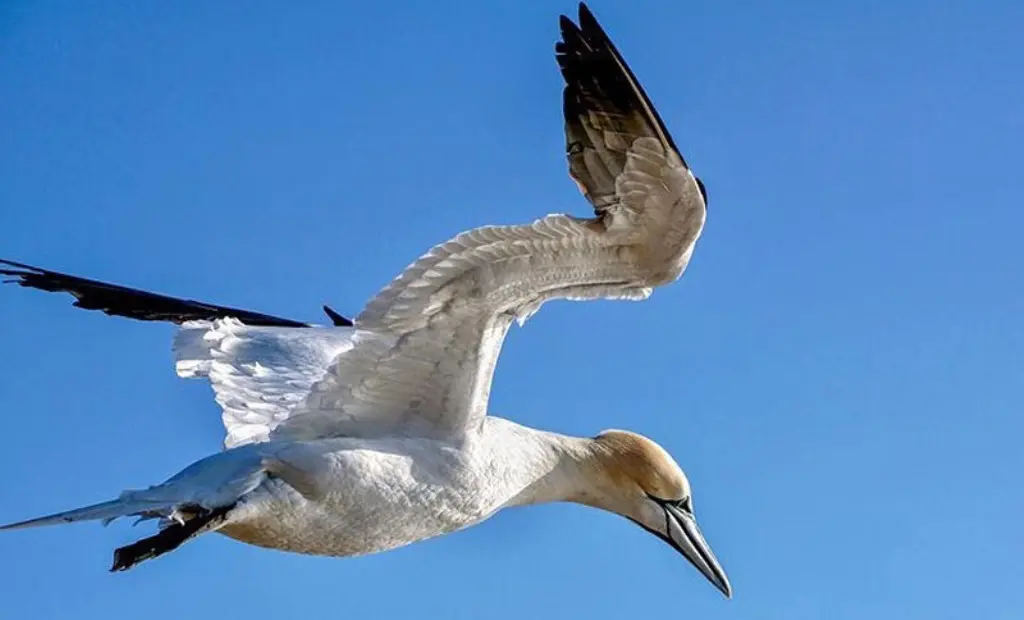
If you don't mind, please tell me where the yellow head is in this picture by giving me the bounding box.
[583,429,731,598]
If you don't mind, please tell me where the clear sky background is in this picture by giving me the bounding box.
[1,1,1021,618]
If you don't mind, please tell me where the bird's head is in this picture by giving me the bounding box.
[582,429,731,598]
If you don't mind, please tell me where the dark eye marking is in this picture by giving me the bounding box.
[646,493,693,514]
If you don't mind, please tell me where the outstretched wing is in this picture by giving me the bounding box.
[268,3,708,443]
[0,258,352,327]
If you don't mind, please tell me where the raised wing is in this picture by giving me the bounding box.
[558,4,708,214]
[0,258,352,327]
[267,3,708,443]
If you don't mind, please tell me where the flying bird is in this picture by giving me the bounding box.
[1,4,730,598]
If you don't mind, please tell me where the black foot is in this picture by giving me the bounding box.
[110,506,231,572]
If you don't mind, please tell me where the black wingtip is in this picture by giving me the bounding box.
[577,2,597,27]
[322,305,353,327]
[0,258,44,282]
[0,257,42,271]
[555,0,683,162]
[1,257,313,327]
[0,258,71,292]
[565,3,603,42]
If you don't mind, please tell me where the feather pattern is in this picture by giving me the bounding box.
[1,4,705,448]
[173,320,355,447]
[262,3,707,442]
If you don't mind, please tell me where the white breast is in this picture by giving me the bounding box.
[217,433,520,556]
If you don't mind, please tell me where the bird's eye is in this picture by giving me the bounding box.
[646,493,693,514]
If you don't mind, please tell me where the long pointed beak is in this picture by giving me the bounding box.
[663,503,732,598]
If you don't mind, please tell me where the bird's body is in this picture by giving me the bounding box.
[1,4,732,598]
[185,418,571,557]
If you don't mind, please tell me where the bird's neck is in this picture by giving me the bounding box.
[482,418,617,511]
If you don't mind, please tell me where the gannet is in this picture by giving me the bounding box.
[1,3,731,598]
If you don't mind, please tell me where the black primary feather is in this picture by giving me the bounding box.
[0,258,353,327]
[555,3,708,208]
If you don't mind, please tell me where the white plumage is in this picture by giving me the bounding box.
[173,319,355,448]
[0,4,730,598]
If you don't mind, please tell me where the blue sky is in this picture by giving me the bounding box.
[1,1,1021,617]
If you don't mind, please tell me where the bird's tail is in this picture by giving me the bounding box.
[0,492,231,571]
[1,448,267,570]
[0,471,236,531]
[0,495,233,571]
[0,496,144,528]
[0,495,174,531]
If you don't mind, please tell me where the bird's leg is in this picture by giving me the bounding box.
[110,505,232,572]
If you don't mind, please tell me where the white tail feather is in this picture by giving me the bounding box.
[2,446,267,532]
[0,497,175,530]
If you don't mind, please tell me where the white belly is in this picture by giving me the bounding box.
[217,440,496,557]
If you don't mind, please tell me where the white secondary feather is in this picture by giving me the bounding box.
[173,319,354,448]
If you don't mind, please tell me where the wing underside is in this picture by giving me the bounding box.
[2,4,707,449]
[261,3,707,443]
